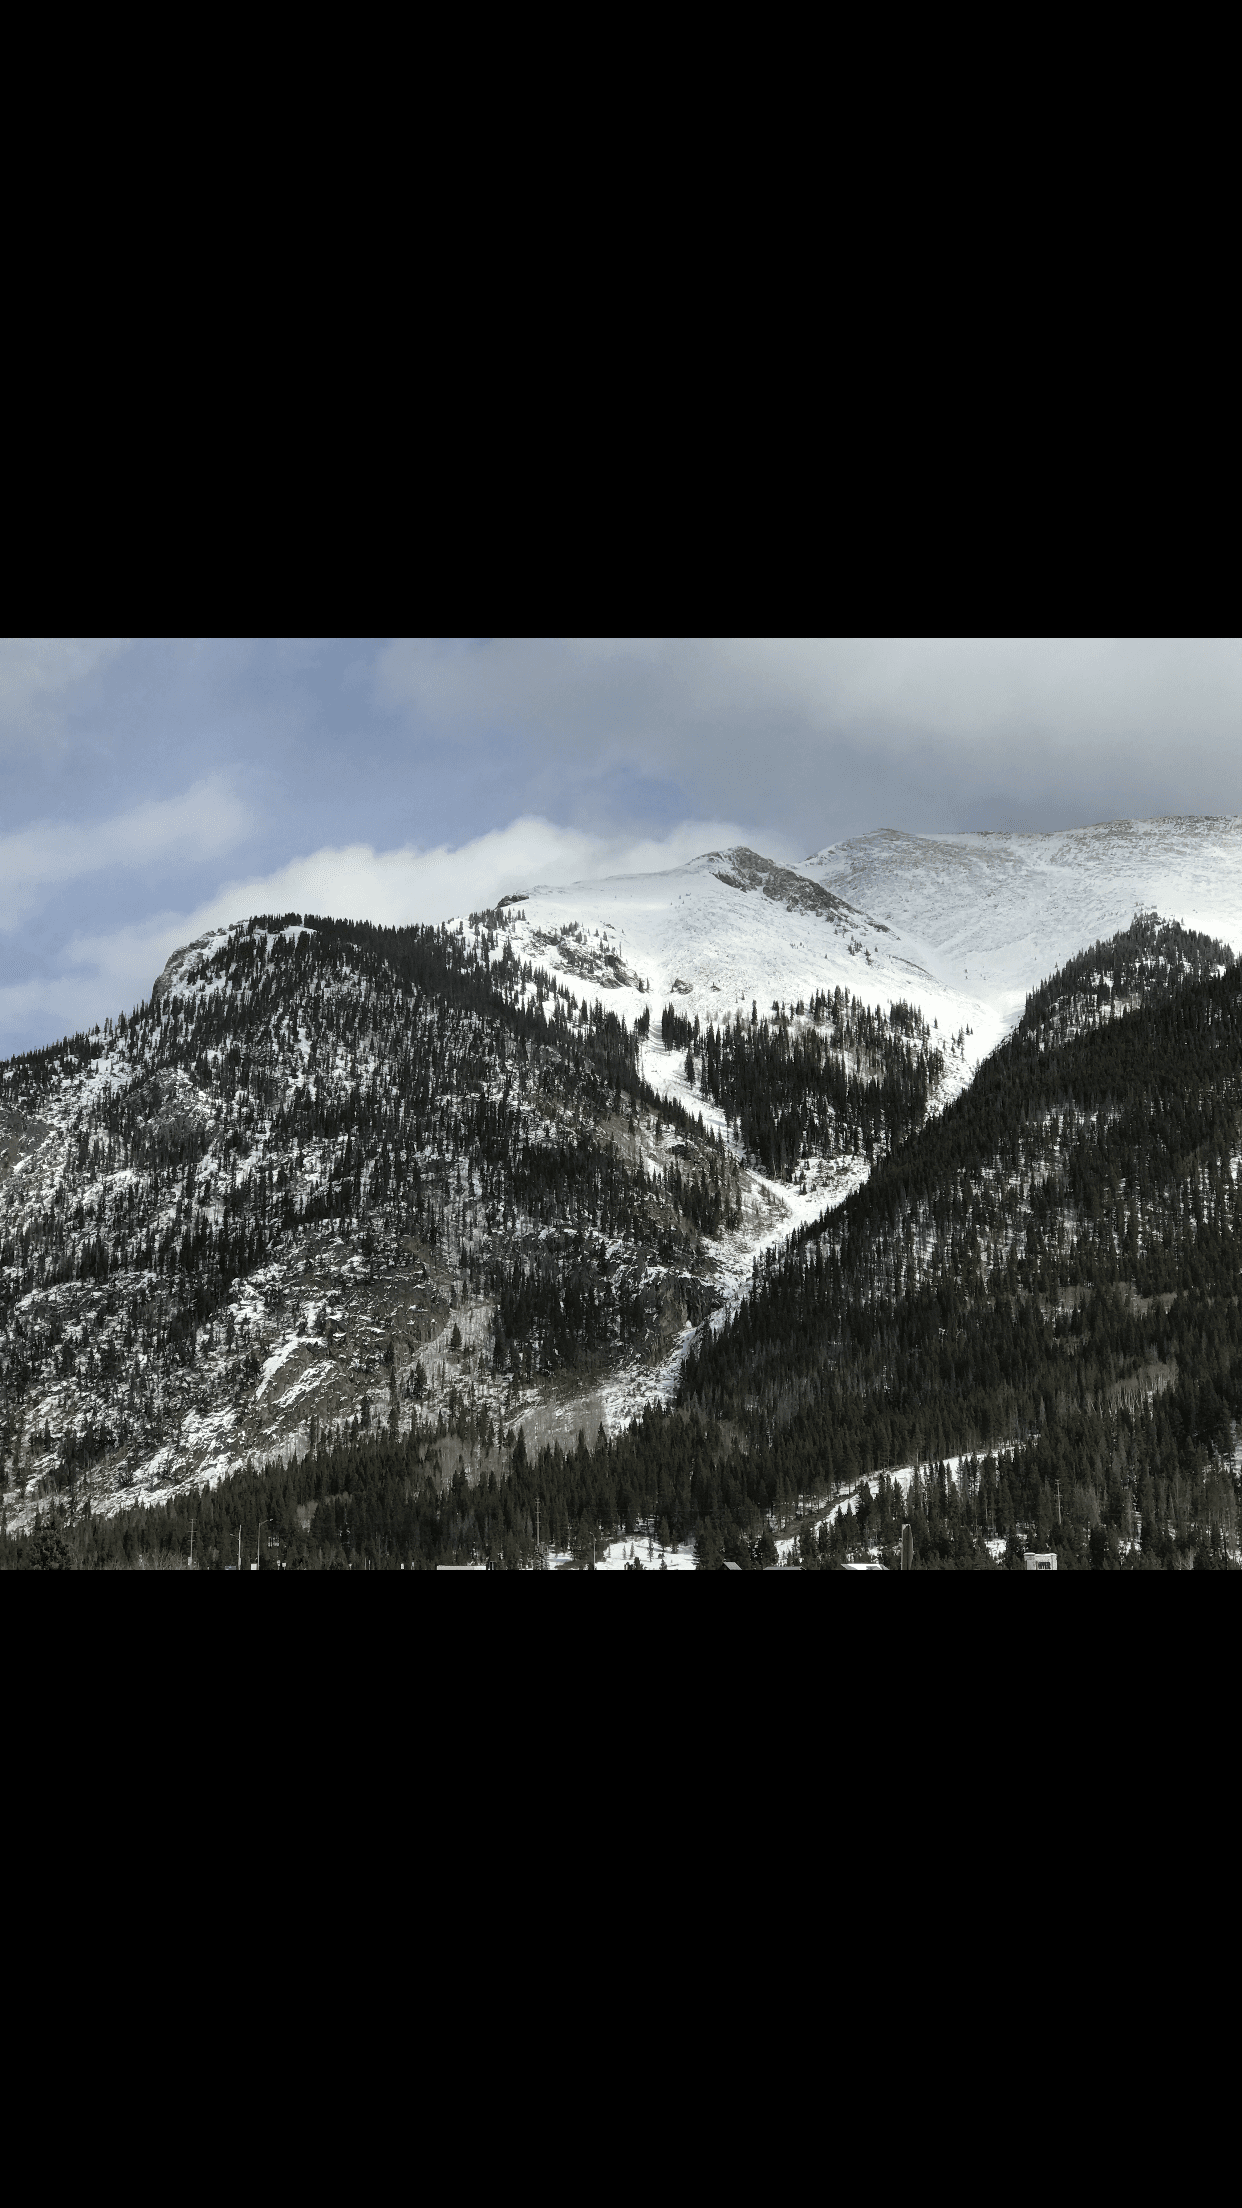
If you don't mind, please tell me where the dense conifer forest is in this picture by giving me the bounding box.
[674,917,1242,1566]
[661,990,944,1175]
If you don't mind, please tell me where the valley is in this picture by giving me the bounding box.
[5,816,1242,1568]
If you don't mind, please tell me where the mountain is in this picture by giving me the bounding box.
[0,879,939,1537]
[4,818,1242,1567]
[680,909,1241,1568]
[805,815,1242,1044]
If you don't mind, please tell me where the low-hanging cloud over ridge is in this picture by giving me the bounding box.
[0,813,754,1055]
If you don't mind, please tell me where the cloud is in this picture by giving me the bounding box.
[0,777,254,930]
[0,637,130,744]
[0,814,755,1056]
[375,638,1242,834]
[7,636,1242,1054]
[193,815,759,927]
[376,637,1242,751]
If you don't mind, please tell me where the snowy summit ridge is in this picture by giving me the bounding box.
[483,817,1242,1088]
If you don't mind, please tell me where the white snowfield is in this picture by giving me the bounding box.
[486,815,1242,1097]
[806,816,1242,1055]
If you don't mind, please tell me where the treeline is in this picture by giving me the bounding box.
[0,1028,106,1100]
[1021,911,1234,1044]
[6,1335,1236,1568]
[1,1408,749,1570]
[661,989,944,1177]
[673,930,1242,1565]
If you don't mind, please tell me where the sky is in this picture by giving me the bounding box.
[2,635,1240,1059]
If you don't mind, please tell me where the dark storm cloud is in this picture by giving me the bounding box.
[376,638,1242,844]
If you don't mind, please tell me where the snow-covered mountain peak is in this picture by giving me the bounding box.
[128,815,1242,1128]
[489,843,893,1037]
[470,814,1242,1096]
[801,814,1242,1049]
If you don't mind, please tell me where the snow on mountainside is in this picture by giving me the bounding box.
[806,815,1242,1059]
[5,814,1242,1534]
[468,818,1242,1101]
[4,900,911,1530]
[464,846,975,1109]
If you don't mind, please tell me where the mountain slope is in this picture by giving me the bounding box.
[677,915,1242,1566]
[805,815,1242,1045]
[0,896,941,1527]
[27,916,1240,1574]
[6,817,1242,1566]
[479,817,1242,1092]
